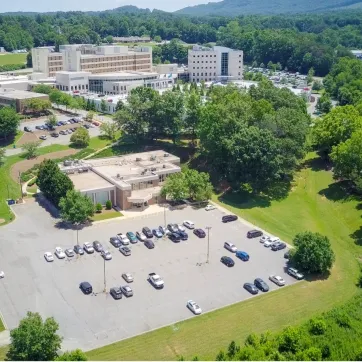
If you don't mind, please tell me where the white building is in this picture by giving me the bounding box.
[56,71,91,92]
[188,45,243,83]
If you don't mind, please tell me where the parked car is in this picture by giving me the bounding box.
[126,232,137,243]
[122,273,133,283]
[271,241,287,251]
[284,250,291,259]
[39,135,47,140]
[269,275,286,286]
[193,228,206,238]
[83,242,94,254]
[224,241,237,253]
[254,278,269,292]
[205,204,216,211]
[260,235,270,243]
[236,250,249,261]
[56,121,63,126]
[35,125,44,130]
[65,248,75,258]
[66,129,73,134]
[93,241,103,252]
[222,215,238,223]
[183,220,195,229]
[110,236,121,248]
[220,256,235,267]
[74,245,84,255]
[119,246,131,256]
[50,132,59,138]
[176,230,188,240]
[247,230,263,238]
[145,240,155,249]
[264,239,274,248]
[83,124,90,129]
[187,300,202,315]
[101,250,112,260]
[44,252,54,262]
[169,232,181,242]
[24,126,33,132]
[243,283,259,295]
[110,287,123,300]
[167,223,178,233]
[287,268,304,280]
[120,285,133,297]
[148,273,164,289]
[59,130,67,135]
[69,119,75,124]
[152,228,163,238]
[79,282,93,295]
[158,226,170,235]
[142,227,153,238]
[177,224,186,232]
[0,271,4,278]
[55,247,66,259]
[136,231,147,242]
[117,233,130,245]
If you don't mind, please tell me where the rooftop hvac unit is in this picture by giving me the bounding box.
[74,159,79,164]
[163,164,166,168]
[144,168,148,172]
[150,155,156,161]
[151,167,156,171]
[63,160,72,166]
[136,157,142,161]
[164,153,169,157]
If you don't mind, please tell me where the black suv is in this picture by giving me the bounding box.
[110,287,123,300]
[176,230,188,240]
[193,228,206,238]
[142,227,153,238]
[169,232,181,242]
[110,237,121,248]
[220,256,235,267]
[222,215,238,223]
[79,282,92,294]
[254,278,269,292]
[247,229,263,238]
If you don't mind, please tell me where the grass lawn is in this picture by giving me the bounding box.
[91,211,122,222]
[0,145,69,224]
[0,316,4,332]
[26,184,37,194]
[88,132,121,150]
[87,152,362,360]
[0,53,26,65]
[0,346,7,360]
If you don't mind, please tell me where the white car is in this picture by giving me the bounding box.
[117,233,130,245]
[177,224,186,232]
[55,247,66,259]
[44,252,54,262]
[269,275,286,286]
[187,300,202,315]
[65,248,75,258]
[83,242,94,253]
[183,220,195,229]
[148,273,164,289]
[224,241,237,253]
[264,239,273,247]
[122,272,133,283]
[101,250,112,260]
[260,235,271,243]
[205,204,216,211]
[287,268,304,280]
[39,135,47,140]
[0,271,4,278]
[136,231,147,241]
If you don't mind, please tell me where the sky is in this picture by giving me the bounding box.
[2,0,220,13]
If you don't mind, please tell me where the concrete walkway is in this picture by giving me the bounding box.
[0,330,10,347]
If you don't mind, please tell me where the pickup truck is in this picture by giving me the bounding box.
[148,273,164,289]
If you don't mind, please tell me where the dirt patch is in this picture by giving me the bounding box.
[17,132,39,146]
[10,149,78,181]
[0,218,5,224]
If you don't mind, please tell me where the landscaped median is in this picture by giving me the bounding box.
[86,152,362,360]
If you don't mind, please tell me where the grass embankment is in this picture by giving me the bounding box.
[87,152,362,360]
[0,346,7,360]
[88,132,121,150]
[91,211,122,222]
[0,53,26,66]
[0,145,69,224]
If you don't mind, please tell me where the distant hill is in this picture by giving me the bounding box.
[175,0,362,16]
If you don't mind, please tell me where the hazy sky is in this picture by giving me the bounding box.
[3,0,220,13]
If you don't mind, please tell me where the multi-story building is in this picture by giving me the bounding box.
[188,45,243,83]
[31,44,153,78]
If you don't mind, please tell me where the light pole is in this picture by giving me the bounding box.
[103,258,107,293]
[164,203,167,228]
[205,226,212,263]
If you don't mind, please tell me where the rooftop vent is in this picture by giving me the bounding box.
[164,153,169,157]
[150,155,156,161]
[163,164,166,168]
[63,160,72,166]
[116,173,121,179]
[74,159,79,164]
[151,167,156,171]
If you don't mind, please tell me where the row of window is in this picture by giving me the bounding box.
[80,55,150,63]
[191,61,217,64]
[193,66,216,70]
[192,54,217,58]
[193,72,216,77]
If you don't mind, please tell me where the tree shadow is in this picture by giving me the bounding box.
[318,180,361,202]
[34,194,60,219]
[301,154,330,172]
[350,227,362,246]
[0,134,17,148]
[218,189,271,210]
[282,264,331,282]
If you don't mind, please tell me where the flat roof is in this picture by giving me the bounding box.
[68,171,115,192]
[0,89,48,100]
[88,71,157,79]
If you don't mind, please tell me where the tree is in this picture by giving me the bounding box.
[6,311,62,361]
[105,200,112,210]
[184,169,213,201]
[292,231,335,274]
[115,100,124,112]
[32,84,54,95]
[56,349,87,361]
[0,107,20,139]
[24,98,51,113]
[46,114,57,129]
[185,90,202,142]
[100,121,118,141]
[316,93,332,114]
[85,111,95,122]
[22,141,41,159]
[105,35,113,44]
[0,148,5,166]
[70,127,90,147]
[59,190,94,244]
[277,326,303,354]
[153,35,162,43]
[37,159,74,206]
[312,80,323,91]
[307,67,315,84]
[100,99,108,113]
[26,52,32,67]
[160,172,188,201]
[96,203,102,213]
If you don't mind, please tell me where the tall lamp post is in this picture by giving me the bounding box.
[205,226,212,263]
[103,258,107,293]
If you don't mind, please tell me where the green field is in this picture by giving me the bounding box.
[0,53,26,66]
[91,211,122,222]
[87,152,361,360]
[88,132,122,150]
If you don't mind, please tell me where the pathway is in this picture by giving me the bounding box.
[0,330,10,347]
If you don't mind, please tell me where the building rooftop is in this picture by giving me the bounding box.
[88,71,158,79]
[0,89,48,100]
[68,171,115,192]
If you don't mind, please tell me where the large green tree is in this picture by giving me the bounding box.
[6,312,62,361]
[184,169,213,201]
[0,107,20,139]
[316,93,332,114]
[37,159,74,206]
[292,231,335,274]
[160,172,188,202]
[70,127,90,147]
[100,121,119,141]
[22,141,41,159]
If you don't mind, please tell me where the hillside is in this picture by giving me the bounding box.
[175,0,362,15]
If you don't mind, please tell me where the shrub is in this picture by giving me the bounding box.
[334,311,352,328]
[96,203,103,213]
[309,318,327,335]
[105,200,112,210]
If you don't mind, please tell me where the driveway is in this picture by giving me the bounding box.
[0,201,298,351]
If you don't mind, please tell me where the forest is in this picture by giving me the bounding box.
[2,10,362,75]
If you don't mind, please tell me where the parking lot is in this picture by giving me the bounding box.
[0,201,298,351]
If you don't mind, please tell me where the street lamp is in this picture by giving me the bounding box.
[103,257,107,293]
[205,226,212,263]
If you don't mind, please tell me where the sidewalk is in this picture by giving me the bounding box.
[0,330,10,347]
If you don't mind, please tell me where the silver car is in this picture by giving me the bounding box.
[136,231,147,241]
[224,241,237,253]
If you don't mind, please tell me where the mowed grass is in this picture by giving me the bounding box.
[0,53,26,65]
[87,152,362,360]
[88,132,121,150]
[0,346,7,360]
[91,211,122,222]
